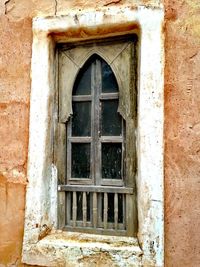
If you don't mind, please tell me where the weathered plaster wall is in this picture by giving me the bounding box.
[0,0,199,266]
[164,0,200,266]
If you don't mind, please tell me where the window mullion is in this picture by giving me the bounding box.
[67,120,72,184]
[93,59,101,186]
[91,62,95,185]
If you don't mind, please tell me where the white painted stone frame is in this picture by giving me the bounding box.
[22,6,164,267]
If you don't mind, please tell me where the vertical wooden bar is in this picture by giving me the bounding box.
[67,120,72,182]
[114,193,118,230]
[83,192,87,227]
[91,61,95,185]
[66,192,71,226]
[57,124,67,229]
[72,191,77,227]
[126,193,137,236]
[93,192,97,228]
[103,193,108,229]
[97,193,103,227]
[121,119,125,183]
[123,194,126,230]
[94,59,101,185]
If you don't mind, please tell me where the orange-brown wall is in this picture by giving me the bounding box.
[0,1,199,266]
[164,0,200,266]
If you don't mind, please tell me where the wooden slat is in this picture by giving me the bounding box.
[83,192,87,227]
[63,226,127,236]
[72,192,77,227]
[93,192,97,228]
[103,193,108,229]
[114,193,118,230]
[100,136,123,143]
[67,179,93,185]
[56,123,67,229]
[72,95,92,101]
[66,192,71,226]
[99,93,119,100]
[101,179,124,187]
[58,185,134,194]
[68,136,92,143]
[126,194,137,236]
[98,193,103,227]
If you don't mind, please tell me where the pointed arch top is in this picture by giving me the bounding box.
[72,54,119,96]
[59,39,137,123]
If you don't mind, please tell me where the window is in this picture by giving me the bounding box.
[22,8,164,267]
[56,37,138,236]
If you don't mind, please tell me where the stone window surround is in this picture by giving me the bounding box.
[22,5,164,267]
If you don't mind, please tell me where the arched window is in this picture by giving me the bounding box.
[70,55,123,182]
[57,39,137,236]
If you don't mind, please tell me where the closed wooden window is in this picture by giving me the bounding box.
[56,36,138,236]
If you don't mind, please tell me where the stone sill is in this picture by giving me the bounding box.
[23,231,143,266]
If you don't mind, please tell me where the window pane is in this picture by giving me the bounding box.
[73,63,91,95]
[72,102,91,136]
[102,143,122,179]
[101,60,118,93]
[101,100,122,136]
[71,143,90,178]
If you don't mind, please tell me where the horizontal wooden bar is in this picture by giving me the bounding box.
[97,221,125,231]
[101,179,124,187]
[64,226,126,235]
[68,178,93,185]
[67,221,125,230]
[69,137,92,143]
[99,93,119,100]
[100,136,123,143]
[72,95,92,101]
[63,225,126,236]
[58,185,134,194]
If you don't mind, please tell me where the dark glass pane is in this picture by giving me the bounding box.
[73,63,91,95]
[101,60,118,93]
[72,102,91,136]
[118,194,123,223]
[71,143,90,178]
[101,100,122,136]
[77,192,83,221]
[102,143,122,179]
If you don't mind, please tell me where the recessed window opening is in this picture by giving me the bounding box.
[57,36,138,236]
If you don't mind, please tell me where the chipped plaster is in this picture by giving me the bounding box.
[22,5,164,267]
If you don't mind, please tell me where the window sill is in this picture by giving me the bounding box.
[22,231,143,266]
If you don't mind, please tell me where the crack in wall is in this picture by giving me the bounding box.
[54,0,57,16]
[104,0,122,6]
[4,0,11,15]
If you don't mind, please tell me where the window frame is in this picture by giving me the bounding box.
[22,6,164,267]
[56,42,136,236]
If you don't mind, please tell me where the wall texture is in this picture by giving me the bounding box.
[164,0,200,266]
[0,0,199,266]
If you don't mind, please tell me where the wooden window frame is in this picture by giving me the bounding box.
[56,38,137,236]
